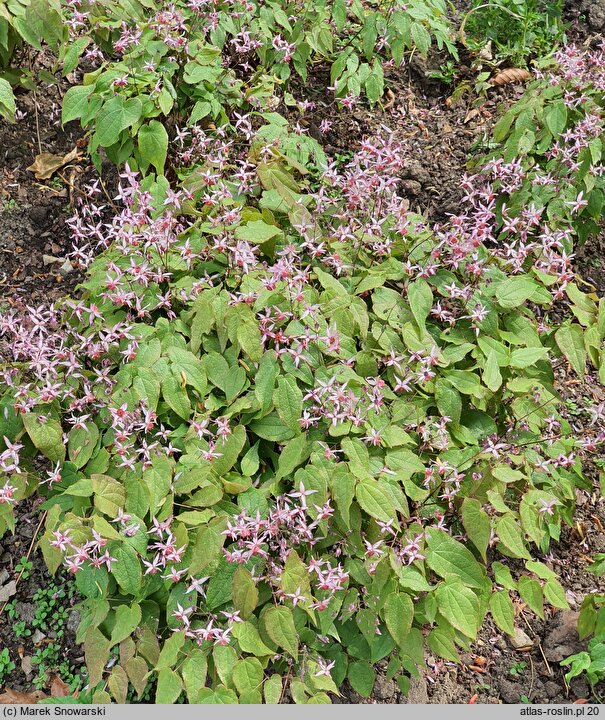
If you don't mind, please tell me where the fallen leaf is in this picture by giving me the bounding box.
[0,688,48,704]
[49,674,71,698]
[27,147,79,180]
[0,580,17,602]
[463,108,481,124]
[490,68,532,87]
[383,88,396,110]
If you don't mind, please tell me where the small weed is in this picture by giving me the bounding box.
[6,580,82,692]
[15,556,33,580]
[2,199,18,212]
[509,660,528,677]
[0,648,16,685]
[13,620,31,639]
[428,60,457,85]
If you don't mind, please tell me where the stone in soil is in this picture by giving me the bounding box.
[579,0,605,29]
[509,627,534,650]
[543,610,581,662]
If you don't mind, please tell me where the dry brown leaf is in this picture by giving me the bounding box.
[463,108,481,124]
[490,68,532,87]
[49,674,72,698]
[383,88,396,110]
[0,688,48,704]
[26,147,79,180]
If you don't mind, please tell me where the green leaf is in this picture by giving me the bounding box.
[509,347,549,368]
[273,376,303,432]
[240,442,260,477]
[329,467,355,528]
[181,649,208,703]
[411,21,430,54]
[68,422,99,469]
[156,669,182,704]
[138,120,168,175]
[525,561,558,581]
[427,628,459,662]
[108,665,129,704]
[408,279,433,332]
[234,220,283,243]
[281,549,313,615]
[544,100,567,136]
[224,365,247,402]
[62,85,94,124]
[496,515,530,559]
[355,479,397,523]
[162,368,192,420]
[496,277,539,308]
[555,325,586,377]
[92,474,126,517]
[461,498,491,562]
[232,566,258,619]
[190,521,226,574]
[490,590,515,636]
[264,675,283,704]
[13,0,63,49]
[143,455,172,517]
[255,351,278,411]
[342,437,370,479]
[0,78,15,123]
[483,351,502,392]
[237,322,263,362]
[543,579,570,610]
[156,631,185,671]
[348,661,375,698]
[232,621,274,657]
[62,36,90,76]
[233,658,263,697]
[518,576,544,619]
[166,347,207,395]
[493,562,517,591]
[434,379,461,425]
[110,603,142,645]
[205,559,237,609]
[426,529,486,589]
[276,434,309,481]
[384,593,414,647]
[93,96,143,148]
[264,606,299,657]
[84,627,111,687]
[213,424,246,476]
[22,412,65,463]
[109,542,142,596]
[198,687,238,703]
[435,581,480,638]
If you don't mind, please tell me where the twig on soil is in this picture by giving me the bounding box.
[32,92,42,156]
[528,655,536,701]
[521,611,553,677]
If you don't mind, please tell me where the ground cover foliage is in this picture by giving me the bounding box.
[0,0,605,704]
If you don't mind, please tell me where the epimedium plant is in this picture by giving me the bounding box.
[57,0,458,174]
[562,568,605,697]
[0,0,65,121]
[0,109,602,702]
[485,42,605,248]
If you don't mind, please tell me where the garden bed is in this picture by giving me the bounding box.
[1,0,605,706]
